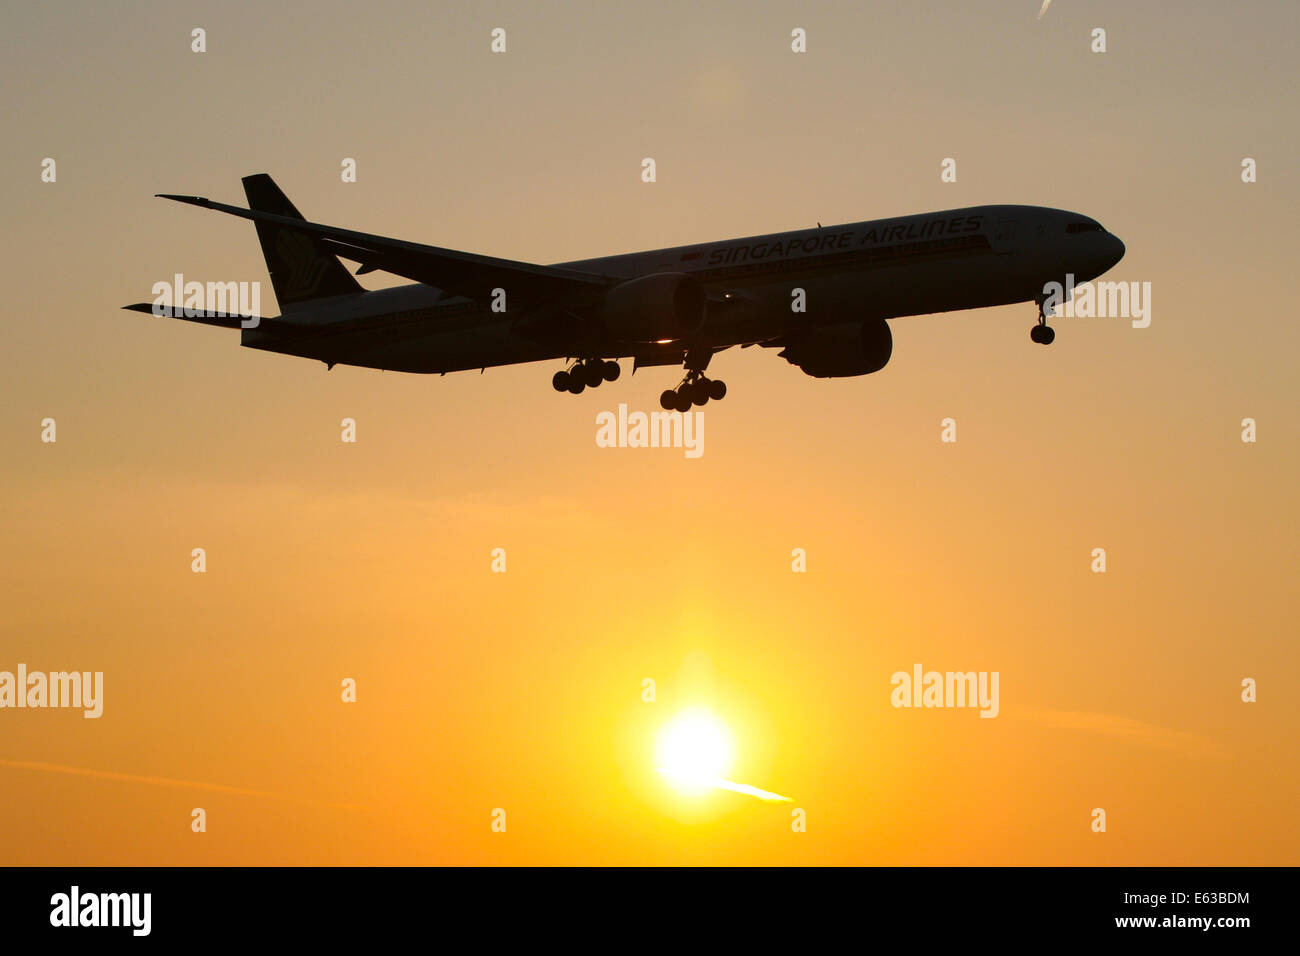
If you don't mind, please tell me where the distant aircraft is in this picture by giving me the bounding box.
[126,174,1124,410]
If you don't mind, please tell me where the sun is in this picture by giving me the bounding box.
[656,709,734,792]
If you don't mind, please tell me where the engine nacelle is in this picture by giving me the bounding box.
[599,273,706,342]
[779,319,893,377]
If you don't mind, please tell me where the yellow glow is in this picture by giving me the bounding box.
[4,4,1296,868]
[656,709,733,792]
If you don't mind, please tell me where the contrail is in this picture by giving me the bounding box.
[657,768,791,802]
[1038,0,1053,19]
[0,758,363,810]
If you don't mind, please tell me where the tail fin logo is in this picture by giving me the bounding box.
[275,229,330,297]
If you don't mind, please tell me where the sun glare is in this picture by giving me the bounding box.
[656,709,734,792]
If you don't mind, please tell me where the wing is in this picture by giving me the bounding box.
[156,192,612,305]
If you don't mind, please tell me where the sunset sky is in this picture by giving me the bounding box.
[2,0,1296,864]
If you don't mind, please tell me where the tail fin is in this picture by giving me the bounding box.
[241,174,362,307]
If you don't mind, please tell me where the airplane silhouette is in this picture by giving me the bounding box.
[126,174,1124,410]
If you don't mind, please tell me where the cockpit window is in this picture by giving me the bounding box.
[1066,221,1104,233]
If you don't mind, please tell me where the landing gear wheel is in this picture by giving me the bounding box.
[582,362,604,388]
[660,390,678,411]
[708,379,727,401]
[690,380,710,406]
[602,360,621,382]
[552,371,570,392]
[1032,297,1056,346]
[566,377,585,395]
[673,389,693,413]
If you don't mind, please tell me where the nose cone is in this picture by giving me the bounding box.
[1105,233,1125,270]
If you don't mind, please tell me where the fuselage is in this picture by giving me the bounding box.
[242,204,1124,374]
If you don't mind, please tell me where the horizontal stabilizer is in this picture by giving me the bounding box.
[121,302,256,329]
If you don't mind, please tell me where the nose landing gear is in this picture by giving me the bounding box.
[1031,301,1056,345]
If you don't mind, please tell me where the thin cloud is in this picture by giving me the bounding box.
[1025,710,1226,757]
[0,758,364,810]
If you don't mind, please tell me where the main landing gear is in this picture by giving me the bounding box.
[659,371,726,412]
[1030,301,1056,345]
[550,349,728,410]
[552,358,620,394]
[660,347,726,411]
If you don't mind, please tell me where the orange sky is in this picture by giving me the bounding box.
[1,0,1296,865]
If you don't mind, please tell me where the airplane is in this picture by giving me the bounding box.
[125,174,1125,411]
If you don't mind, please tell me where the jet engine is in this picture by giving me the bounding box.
[778,319,893,377]
[599,273,706,343]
